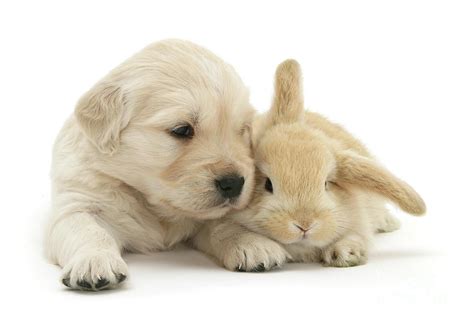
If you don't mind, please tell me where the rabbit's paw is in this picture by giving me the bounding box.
[322,236,367,267]
[222,234,290,272]
[376,213,401,233]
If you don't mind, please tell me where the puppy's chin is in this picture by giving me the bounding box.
[178,198,253,220]
[176,204,235,221]
[188,206,232,220]
[153,196,236,220]
[147,182,253,220]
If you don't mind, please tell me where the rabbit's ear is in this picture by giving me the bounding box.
[336,151,426,215]
[75,81,131,154]
[270,59,304,125]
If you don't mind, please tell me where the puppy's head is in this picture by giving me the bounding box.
[75,40,255,220]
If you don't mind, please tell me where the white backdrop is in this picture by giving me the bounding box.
[1,1,473,321]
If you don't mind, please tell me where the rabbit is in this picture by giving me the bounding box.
[193,59,426,270]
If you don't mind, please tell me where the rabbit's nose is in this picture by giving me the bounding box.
[293,222,317,233]
[294,223,309,232]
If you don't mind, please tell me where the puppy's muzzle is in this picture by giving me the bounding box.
[215,174,245,199]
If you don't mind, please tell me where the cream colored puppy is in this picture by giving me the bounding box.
[45,40,255,291]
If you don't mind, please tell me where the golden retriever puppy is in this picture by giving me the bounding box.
[45,40,255,291]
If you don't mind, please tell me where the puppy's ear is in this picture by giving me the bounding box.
[75,81,131,154]
[270,59,304,125]
[336,151,426,215]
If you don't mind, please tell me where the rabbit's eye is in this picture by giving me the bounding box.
[264,178,273,193]
[326,181,339,190]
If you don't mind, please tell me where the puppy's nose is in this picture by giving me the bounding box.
[215,175,245,199]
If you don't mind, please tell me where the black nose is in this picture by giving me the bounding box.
[215,175,245,199]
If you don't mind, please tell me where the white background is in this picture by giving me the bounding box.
[1,0,473,321]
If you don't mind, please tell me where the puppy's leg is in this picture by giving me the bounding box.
[192,220,290,272]
[46,211,128,291]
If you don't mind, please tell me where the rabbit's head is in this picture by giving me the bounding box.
[236,60,426,248]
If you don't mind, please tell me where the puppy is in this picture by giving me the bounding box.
[45,40,255,291]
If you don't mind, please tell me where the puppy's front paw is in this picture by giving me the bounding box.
[222,235,290,272]
[61,251,128,291]
[322,237,367,267]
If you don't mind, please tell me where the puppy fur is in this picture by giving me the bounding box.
[45,40,255,290]
[193,59,425,271]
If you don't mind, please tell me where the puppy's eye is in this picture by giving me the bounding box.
[171,124,194,139]
[264,178,273,193]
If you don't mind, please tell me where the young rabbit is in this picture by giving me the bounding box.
[193,59,426,270]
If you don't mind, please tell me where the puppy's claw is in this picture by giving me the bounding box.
[271,263,280,270]
[116,273,127,283]
[251,263,266,272]
[62,278,71,288]
[94,278,110,289]
[77,280,92,290]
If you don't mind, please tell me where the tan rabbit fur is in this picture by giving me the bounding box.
[194,59,425,270]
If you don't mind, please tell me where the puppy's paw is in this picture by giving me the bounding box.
[322,237,367,267]
[61,251,128,291]
[221,235,290,272]
[376,213,401,233]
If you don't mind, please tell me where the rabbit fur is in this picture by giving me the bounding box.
[193,59,425,270]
